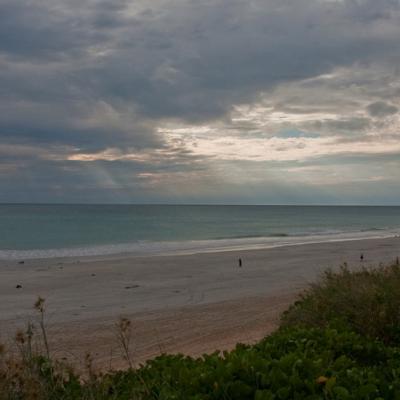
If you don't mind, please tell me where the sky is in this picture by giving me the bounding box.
[1,0,400,205]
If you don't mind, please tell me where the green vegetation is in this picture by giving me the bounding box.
[281,262,400,344]
[2,261,400,399]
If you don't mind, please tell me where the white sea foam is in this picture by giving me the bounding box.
[0,229,398,260]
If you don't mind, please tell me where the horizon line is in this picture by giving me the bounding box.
[1,202,399,207]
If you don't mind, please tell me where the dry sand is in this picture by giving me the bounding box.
[1,237,399,369]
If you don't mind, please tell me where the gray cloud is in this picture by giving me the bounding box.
[87,0,400,121]
[3,0,400,118]
[1,0,400,203]
[0,2,91,60]
[311,117,371,133]
[367,101,399,117]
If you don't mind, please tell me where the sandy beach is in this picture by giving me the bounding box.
[1,237,399,369]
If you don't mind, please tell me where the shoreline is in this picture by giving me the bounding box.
[1,229,399,261]
[1,236,400,368]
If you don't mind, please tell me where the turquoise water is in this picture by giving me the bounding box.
[0,204,399,259]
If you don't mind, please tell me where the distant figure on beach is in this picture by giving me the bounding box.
[360,253,364,262]
[238,258,242,267]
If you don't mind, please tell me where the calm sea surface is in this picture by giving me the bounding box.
[0,204,399,259]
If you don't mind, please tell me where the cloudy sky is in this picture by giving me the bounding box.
[1,0,400,204]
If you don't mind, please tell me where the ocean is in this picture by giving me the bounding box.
[0,204,399,259]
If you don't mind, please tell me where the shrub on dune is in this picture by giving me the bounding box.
[281,262,400,344]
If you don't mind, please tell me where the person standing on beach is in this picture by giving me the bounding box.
[238,258,242,267]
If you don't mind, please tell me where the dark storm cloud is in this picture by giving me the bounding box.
[0,2,89,59]
[84,0,400,121]
[0,0,133,60]
[1,0,400,202]
[89,0,131,29]
[3,0,400,119]
[0,150,209,203]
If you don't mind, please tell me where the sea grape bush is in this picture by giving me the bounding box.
[3,327,400,399]
[107,327,400,400]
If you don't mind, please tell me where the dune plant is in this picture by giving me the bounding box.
[281,261,400,344]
